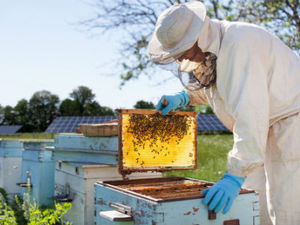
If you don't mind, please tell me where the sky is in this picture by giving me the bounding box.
[0,0,183,110]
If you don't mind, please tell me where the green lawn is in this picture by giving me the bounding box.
[0,133,57,139]
[0,133,233,182]
[164,134,233,182]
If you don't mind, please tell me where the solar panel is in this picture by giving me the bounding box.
[196,114,228,131]
[45,116,118,133]
[45,115,228,133]
[0,125,22,135]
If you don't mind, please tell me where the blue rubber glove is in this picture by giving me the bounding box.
[156,90,190,115]
[202,171,246,214]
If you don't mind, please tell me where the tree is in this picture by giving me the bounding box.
[1,106,17,125]
[235,0,299,51]
[70,86,95,115]
[134,100,155,109]
[195,104,214,114]
[59,99,80,116]
[14,99,34,132]
[0,104,4,124]
[83,101,115,116]
[82,0,299,85]
[29,90,59,132]
[66,86,115,116]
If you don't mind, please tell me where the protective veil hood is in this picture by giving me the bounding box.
[196,16,223,56]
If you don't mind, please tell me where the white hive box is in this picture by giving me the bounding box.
[0,139,23,198]
[55,161,161,225]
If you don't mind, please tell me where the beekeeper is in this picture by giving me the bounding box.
[148,2,300,225]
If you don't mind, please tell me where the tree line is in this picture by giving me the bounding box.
[81,0,299,86]
[0,86,160,133]
[0,86,115,132]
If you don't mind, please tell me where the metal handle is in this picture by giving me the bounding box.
[109,202,132,216]
[53,195,73,203]
[16,183,32,188]
[54,184,73,202]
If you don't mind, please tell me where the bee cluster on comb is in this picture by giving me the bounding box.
[126,112,192,154]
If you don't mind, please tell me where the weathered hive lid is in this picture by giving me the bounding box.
[79,120,118,137]
[118,109,197,175]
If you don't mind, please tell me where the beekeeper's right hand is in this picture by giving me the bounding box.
[156,90,190,115]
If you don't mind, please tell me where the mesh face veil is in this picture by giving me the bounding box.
[158,52,217,91]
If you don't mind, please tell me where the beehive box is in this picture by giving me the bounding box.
[0,139,23,198]
[51,132,161,225]
[55,162,161,225]
[95,177,259,225]
[19,140,55,206]
[95,109,259,225]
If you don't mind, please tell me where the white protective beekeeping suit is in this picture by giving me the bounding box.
[186,16,300,225]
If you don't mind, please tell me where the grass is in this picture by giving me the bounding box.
[164,134,233,182]
[0,133,233,182]
[0,133,57,139]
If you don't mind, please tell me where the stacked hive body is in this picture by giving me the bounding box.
[51,133,161,225]
[20,140,55,206]
[95,177,259,225]
[0,140,23,198]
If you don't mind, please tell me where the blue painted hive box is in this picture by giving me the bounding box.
[19,140,55,206]
[94,110,259,225]
[94,177,259,225]
[51,133,118,165]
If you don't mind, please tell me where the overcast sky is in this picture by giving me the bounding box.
[0,0,183,110]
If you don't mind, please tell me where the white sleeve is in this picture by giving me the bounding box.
[217,42,270,177]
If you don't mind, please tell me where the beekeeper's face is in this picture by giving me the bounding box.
[176,43,205,73]
[177,43,205,63]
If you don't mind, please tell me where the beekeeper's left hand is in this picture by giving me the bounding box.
[156,90,190,115]
[202,172,246,214]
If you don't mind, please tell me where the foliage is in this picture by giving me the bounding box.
[1,106,17,125]
[21,193,72,225]
[195,104,214,114]
[70,86,95,115]
[59,99,80,116]
[14,99,34,132]
[235,0,299,51]
[82,0,299,85]
[0,191,72,225]
[0,86,115,132]
[59,86,115,116]
[0,199,17,225]
[28,90,60,132]
[134,100,155,109]
[82,101,115,116]
[0,105,3,124]
[0,188,8,205]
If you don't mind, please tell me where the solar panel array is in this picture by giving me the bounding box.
[0,125,22,135]
[45,116,117,133]
[197,114,228,131]
[45,114,228,133]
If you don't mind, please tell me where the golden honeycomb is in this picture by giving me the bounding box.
[120,111,196,169]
